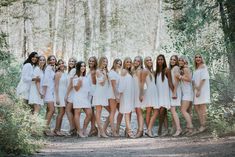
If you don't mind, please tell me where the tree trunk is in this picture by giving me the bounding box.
[153,0,162,53]
[52,0,60,56]
[99,0,106,56]
[83,0,91,62]
[105,0,111,62]
[71,0,76,57]
[62,0,68,59]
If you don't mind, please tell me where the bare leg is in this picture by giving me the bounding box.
[33,104,41,115]
[158,107,166,136]
[125,113,134,138]
[108,99,118,136]
[145,107,152,128]
[135,107,144,137]
[170,106,182,136]
[65,102,75,132]
[116,112,123,135]
[83,108,92,136]
[199,104,207,131]
[147,109,159,137]
[180,100,193,130]
[95,105,108,137]
[54,107,65,135]
[74,108,85,137]
[89,107,98,136]
[45,102,55,127]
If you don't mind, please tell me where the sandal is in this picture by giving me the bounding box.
[88,127,98,137]
[44,129,55,136]
[54,130,64,136]
[125,129,135,138]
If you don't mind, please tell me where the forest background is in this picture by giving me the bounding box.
[0,0,234,155]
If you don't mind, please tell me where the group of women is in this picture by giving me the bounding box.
[16,52,210,138]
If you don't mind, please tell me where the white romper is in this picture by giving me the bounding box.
[181,68,193,101]
[118,72,135,114]
[92,70,109,106]
[133,74,144,108]
[16,63,34,100]
[170,66,182,106]
[193,67,210,105]
[28,66,44,105]
[43,65,55,103]
[67,68,76,103]
[72,76,91,109]
[55,72,68,107]
[143,73,159,108]
[108,69,120,99]
[156,73,171,109]
[86,72,96,103]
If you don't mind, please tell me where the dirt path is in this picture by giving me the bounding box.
[33,135,235,157]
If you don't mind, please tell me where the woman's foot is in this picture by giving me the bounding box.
[77,131,86,138]
[69,128,77,136]
[172,129,182,137]
[145,130,154,138]
[54,130,64,136]
[99,130,108,138]
[135,130,143,138]
[44,129,55,136]
[125,129,135,138]
[198,126,207,133]
[88,127,98,137]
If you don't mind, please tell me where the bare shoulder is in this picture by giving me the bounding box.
[121,69,128,76]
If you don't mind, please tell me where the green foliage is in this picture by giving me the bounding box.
[0,32,45,155]
[0,100,45,155]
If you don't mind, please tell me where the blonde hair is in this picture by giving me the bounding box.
[194,54,205,69]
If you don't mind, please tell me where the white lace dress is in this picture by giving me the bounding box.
[193,67,210,105]
[16,63,34,100]
[118,72,135,114]
[28,66,44,105]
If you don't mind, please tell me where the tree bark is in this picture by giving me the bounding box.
[99,0,106,56]
[62,0,68,59]
[52,0,60,56]
[83,0,91,62]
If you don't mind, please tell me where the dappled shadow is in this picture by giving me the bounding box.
[33,136,235,157]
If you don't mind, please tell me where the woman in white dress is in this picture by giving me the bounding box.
[193,54,210,133]
[42,55,57,136]
[92,56,109,138]
[132,56,144,138]
[64,57,77,135]
[87,56,98,136]
[17,52,39,104]
[72,61,92,138]
[28,55,46,114]
[118,57,135,138]
[103,59,122,137]
[54,59,68,136]
[178,56,194,136]
[141,56,159,137]
[155,54,174,136]
[169,55,182,136]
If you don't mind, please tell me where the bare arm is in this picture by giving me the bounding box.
[166,68,174,92]
[55,72,61,102]
[181,68,192,82]
[139,70,147,101]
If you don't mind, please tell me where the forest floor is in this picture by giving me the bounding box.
[32,111,235,157]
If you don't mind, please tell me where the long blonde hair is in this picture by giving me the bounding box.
[144,56,153,81]
[194,54,205,69]
[123,57,132,75]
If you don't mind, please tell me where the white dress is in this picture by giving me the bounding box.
[87,72,96,102]
[170,66,182,106]
[16,63,34,100]
[67,68,76,103]
[193,67,210,105]
[118,72,134,114]
[55,72,68,107]
[43,65,55,103]
[72,76,91,109]
[108,69,120,99]
[28,66,44,105]
[143,73,159,108]
[133,73,144,108]
[181,69,193,101]
[156,73,171,109]
[92,70,109,106]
